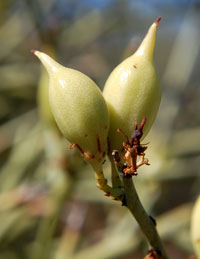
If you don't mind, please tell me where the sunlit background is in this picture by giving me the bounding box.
[0,0,200,258]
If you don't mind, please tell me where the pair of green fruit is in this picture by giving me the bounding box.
[33,18,161,170]
[34,19,200,257]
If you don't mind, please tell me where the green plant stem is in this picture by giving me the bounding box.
[109,155,123,189]
[94,169,123,200]
[122,175,168,259]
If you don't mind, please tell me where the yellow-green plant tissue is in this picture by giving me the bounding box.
[103,18,161,154]
[33,50,109,166]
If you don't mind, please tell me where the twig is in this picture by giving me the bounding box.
[94,166,124,200]
[122,175,168,259]
[109,155,123,189]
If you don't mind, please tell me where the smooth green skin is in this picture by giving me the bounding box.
[49,68,109,155]
[103,22,161,153]
[191,196,200,259]
[35,51,109,157]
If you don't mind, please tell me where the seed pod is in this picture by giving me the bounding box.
[33,50,109,164]
[103,18,161,153]
[191,196,200,258]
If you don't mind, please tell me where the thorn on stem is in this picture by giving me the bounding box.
[102,159,106,165]
[149,215,157,226]
[121,196,127,206]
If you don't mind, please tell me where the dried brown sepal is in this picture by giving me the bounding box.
[104,192,111,197]
[144,249,162,259]
[69,143,94,159]
[117,117,149,176]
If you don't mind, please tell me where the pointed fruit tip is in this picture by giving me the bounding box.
[31,49,36,54]
[155,17,162,26]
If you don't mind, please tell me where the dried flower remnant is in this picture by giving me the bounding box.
[144,249,162,259]
[113,117,149,176]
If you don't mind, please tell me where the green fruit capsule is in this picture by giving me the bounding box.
[191,196,200,258]
[103,18,161,153]
[33,50,109,165]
